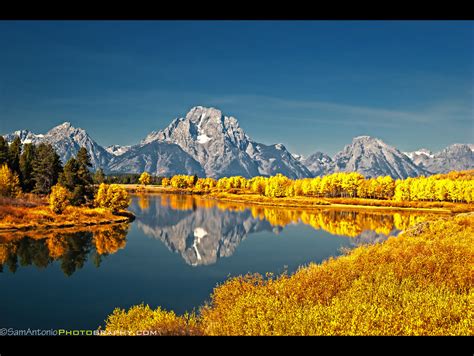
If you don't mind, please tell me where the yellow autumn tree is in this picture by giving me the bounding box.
[0,163,21,197]
[139,172,151,186]
[170,175,196,189]
[95,183,131,213]
[265,174,292,198]
[161,177,170,187]
[49,184,70,214]
[248,176,267,195]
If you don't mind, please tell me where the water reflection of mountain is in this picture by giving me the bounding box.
[0,224,129,276]
[133,195,431,267]
[134,197,275,266]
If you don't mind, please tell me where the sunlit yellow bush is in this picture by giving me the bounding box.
[104,304,202,336]
[170,175,196,189]
[138,172,151,186]
[49,184,70,214]
[95,183,131,213]
[161,177,170,187]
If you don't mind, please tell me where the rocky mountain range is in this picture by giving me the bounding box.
[3,122,112,169]
[404,144,474,174]
[3,105,473,178]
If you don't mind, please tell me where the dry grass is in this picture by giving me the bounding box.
[103,213,474,336]
[326,197,473,212]
[0,203,132,232]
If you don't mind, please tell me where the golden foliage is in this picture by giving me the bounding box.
[161,177,170,187]
[95,183,131,213]
[138,172,151,185]
[159,170,473,205]
[169,175,197,189]
[104,214,474,335]
[194,178,217,192]
[0,163,21,198]
[265,174,292,198]
[49,184,70,214]
[104,304,202,336]
[394,176,473,203]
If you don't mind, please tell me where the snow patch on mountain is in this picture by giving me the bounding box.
[106,144,132,156]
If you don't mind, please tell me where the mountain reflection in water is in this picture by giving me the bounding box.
[133,194,435,266]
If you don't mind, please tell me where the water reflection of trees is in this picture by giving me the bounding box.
[149,194,436,238]
[0,224,129,276]
[249,207,433,238]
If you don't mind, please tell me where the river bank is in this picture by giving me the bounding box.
[0,202,134,233]
[120,184,472,214]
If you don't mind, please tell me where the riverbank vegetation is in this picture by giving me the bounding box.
[103,212,473,335]
[123,170,474,213]
[160,171,474,203]
[0,137,132,230]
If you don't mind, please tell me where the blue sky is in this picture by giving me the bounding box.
[0,20,472,156]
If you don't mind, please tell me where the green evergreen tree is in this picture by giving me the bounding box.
[75,147,93,204]
[32,143,62,195]
[8,136,22,175]
[93,168,106,184]
[19,143,37,192]
[59,157,80,201]
[0,136,8,166]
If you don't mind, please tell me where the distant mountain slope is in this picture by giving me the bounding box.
[3,122,111,169]
[420,144,473,174]
[107,141,205,176]
[331,136,427,179]
[300,152,334,177]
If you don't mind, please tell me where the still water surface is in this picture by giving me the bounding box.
[0,194,429,329]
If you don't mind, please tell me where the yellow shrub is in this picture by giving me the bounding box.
[138,172,151,185]
[104,304,202,336]
[49,184,70,214]
[95,183,131,213]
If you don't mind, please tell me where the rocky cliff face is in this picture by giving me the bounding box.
[300,152,335,176]
[331,136,428,179]
[107,140,205,176]
[416,144,473,174]
[141,106,311,178]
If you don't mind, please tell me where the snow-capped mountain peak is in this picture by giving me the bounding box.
[403,148,434,161]
[137,106,310,178]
